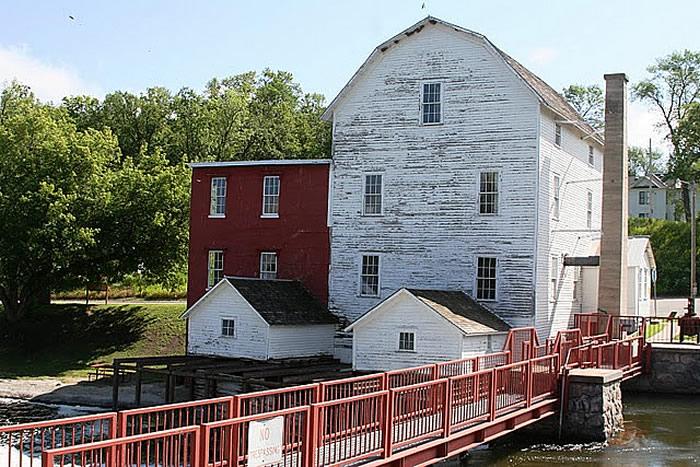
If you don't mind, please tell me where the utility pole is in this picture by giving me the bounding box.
[691,180,697,316]
[648,139,654,218]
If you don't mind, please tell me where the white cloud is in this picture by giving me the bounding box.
[628,100,671,156]
[0,45,101,103]
[528,47,559,66]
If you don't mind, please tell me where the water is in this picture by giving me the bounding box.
[455,394,700,466]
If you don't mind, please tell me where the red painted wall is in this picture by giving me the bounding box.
[187,162,330,307]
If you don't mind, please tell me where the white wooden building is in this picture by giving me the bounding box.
[345,289,510,371]
[323,16,604,339]
[581,237,656,317]
[182,277,338,360]
[629,174,681,221]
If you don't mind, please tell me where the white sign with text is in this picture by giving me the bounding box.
[247,416,284,467]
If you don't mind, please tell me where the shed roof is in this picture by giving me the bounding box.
[225,277,338,325]
[321,16,600,143]
[346,288,510,334]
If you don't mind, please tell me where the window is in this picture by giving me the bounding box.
[553,175,561,219]
[639,191,649,205]
[476,257,497,301]
[398,332,415,351]
[208,250,224,288]
[588,145,595,166]
[210,177,227,217]
[550,256,559,302]
[360,254,380,297]
[421,82,442,124]
[479,171,499,214]
[640,268,649,301]
[586,190,593,229]
[260,252,278,280]
[363,174,383,215]
[221,319,235,337]
[572,267,581,303]
[555,123,562,147]
[639,213,648,219]
[262,176,280,217]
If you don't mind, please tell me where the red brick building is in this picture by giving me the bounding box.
[187,160,331,307]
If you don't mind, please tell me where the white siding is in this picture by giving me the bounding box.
[268,325,336,359]
[329,23,540,327]
[534,109,603,337]
[187,284,270,360]
[351,293,463,371]
[461,333,507,358]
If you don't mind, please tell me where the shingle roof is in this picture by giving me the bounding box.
[406,289,511,333]
[226,277,338,325]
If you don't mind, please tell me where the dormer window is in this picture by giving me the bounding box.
[421,82,442,124]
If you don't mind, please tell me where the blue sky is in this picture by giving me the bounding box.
[2,0,699,150]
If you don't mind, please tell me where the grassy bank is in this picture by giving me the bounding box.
[0,304,186,379]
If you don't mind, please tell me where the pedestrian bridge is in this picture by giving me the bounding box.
[0,313,649,467]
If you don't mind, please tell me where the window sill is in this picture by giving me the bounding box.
[359,294,380,299]
[397,349,417,353]
[260,214,279,219]
[221,335,237,339]
[208,214,226,219]
[421,121,444,127]
[477,212,500,217]
[361,213,384,217]
[477,298,497,303]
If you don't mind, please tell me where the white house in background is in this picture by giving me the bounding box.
[345,289,510,371]
[581,237,656,317]
[629,174,680,221]
[182,277,338,360]
[323,16,604,340]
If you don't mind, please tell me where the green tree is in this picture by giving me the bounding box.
[628,145,665,176]
[562,84,604,131]
[634,50,700,220]
[0,84,118,322]
[673,102,700,178]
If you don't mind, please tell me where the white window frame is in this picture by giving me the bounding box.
[588,145,595,166]
[553,174,561,220]
[207,250,224,289]
[261,175,280,218]
[398,331,416,352]
[221,318,236,338]
[359,254,381,297]
[555,123,562,147]
[586,190,593,229]
[475,256,498,302]
[259,251,278,280]
[420,81,443,125]
[478,171,500,215]
[550,255,559,302]
[362,173,384,216]
[639,191,649,206]
[209,177,227,218]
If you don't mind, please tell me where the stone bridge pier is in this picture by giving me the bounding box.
[562,369,624,441]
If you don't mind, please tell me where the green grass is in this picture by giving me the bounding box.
[645,320,668,339]
[53,284,186,301]
[0,304,186,379]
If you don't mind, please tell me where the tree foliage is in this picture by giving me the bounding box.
[634,50,700,220]
[628,145,665,176]
[672,102,700,179]
[562,84,604,131]
[629,217,697,297]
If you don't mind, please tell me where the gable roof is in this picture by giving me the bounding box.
[225,277,338,325]
[322,16,600,144]
[346,288,510,334]
[630,173,672,189]
[182,277,338,325]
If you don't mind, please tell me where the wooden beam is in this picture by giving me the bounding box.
[564,256,600,267]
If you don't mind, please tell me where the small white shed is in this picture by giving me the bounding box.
[580,236,656,316]
[345,289,511,372]
[182,277,338,360]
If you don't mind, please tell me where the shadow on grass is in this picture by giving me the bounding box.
[0,304,152,378]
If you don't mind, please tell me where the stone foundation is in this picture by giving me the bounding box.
[624,344,700,394]
[563,369,624,441]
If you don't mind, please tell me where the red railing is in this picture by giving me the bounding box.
[236,384,320,417]
[0,413,116,467]
[503,328,539,362]
[201,406,309,467]
[450,370,492,431]
[319,374,385,402]
[118,396,234,437]
[42,425,199,467]
[386,364,437,389]
[390,379,447,449]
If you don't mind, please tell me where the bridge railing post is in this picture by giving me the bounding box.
[526,361,533,407]
[489,369,497,421]
[442,379,452,438]
[305,404,320,467]
[383,391,394,458]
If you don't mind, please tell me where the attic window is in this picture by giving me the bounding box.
[221,319,235,337]
[555,123,562,147]
[398,331,415,351]
[421,82,442,124]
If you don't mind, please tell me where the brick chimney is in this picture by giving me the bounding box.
[598,73,629,316]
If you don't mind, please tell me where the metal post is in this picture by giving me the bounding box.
[691,181,697,316]
[112,360,121,411]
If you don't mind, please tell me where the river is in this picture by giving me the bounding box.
[454,394,700,465]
